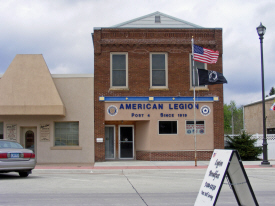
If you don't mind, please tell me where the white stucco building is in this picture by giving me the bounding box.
[0,54,94,164]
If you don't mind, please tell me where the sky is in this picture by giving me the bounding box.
[1,0,274,107]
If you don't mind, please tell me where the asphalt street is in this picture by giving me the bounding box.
[1,162,275,206]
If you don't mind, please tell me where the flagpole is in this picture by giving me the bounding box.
[191,42,224,167]
[192,37,197,167]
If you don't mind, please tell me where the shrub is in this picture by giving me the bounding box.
[225,131,263,160]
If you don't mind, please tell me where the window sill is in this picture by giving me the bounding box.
[149,88,169,91]
[109,88,129,91]
[190,87,209,91]
[50,146,82,150]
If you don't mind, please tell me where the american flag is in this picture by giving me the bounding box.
[193,44,219,64]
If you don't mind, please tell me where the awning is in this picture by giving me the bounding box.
[0,54,65,116]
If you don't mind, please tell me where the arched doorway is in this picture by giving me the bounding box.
[21,127,36,154]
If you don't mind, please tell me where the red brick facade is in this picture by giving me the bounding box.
[93,28,224,162]
[136,150,213,161]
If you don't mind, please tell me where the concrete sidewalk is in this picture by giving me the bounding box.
[34,160,275,170]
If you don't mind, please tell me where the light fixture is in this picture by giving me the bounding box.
[256,22,270,166]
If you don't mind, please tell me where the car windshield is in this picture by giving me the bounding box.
[0,141,23,149]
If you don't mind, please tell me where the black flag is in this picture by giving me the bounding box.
[197,69,227,85]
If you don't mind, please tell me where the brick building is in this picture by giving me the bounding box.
[92,11,224,161]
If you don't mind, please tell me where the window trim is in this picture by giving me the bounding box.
[150,52,168,89]
[50,146,82,150]
[158,120,178,135]
[110,52,128,89]
[189,53,208,90]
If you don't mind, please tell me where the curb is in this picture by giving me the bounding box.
[34,165,273,170]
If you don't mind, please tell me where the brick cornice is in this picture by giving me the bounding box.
[94,29,222,54]
[100,28,219,39]
[100,39,217,46]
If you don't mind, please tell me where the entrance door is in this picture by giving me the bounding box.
[22,127,36,153]
[119,126,134,159]
[105,126,115,159]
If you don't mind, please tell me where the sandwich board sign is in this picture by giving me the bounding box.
[194,149,258,206]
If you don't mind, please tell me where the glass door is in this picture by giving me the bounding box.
[25,130,35,152]
[119,126,134,159]
[21,127,36,154]
[105,126,115,159]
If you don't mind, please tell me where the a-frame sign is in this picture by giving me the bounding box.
[194,149,259,206]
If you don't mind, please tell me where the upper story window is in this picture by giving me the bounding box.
[190,54,207,88]
[150,53,168,89]
[155,16,161,23]
[110,53,128,88]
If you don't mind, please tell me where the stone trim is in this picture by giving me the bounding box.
[50,146,82,150]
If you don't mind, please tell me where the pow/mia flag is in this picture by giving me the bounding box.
[197,69,227,85]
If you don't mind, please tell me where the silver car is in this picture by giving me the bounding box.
[0,139,36,177]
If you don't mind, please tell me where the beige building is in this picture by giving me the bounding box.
[0,54,94,164]
[244,95,275,134]
[103,101,216,161]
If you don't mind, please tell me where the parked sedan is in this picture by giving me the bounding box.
[0,139,36,177]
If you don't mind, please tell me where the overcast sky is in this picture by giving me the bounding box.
[1,0,274,106]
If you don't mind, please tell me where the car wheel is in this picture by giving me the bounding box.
[19,172,29,177]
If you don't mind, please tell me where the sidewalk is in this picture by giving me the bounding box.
[34,160,275,170]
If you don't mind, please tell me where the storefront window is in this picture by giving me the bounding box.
[54,122,79,146]
[186,121,205,134]
[159,121,177,134]
[0,122,3,139]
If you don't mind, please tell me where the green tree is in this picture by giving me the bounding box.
[223,104,232,134]
[225,131,263,160]
[224,101,243,134]
[269,86,275,96]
